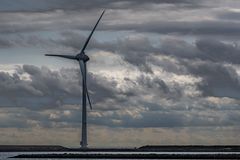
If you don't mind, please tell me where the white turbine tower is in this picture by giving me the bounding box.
[45,10,105,148]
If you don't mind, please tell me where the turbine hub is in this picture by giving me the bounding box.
[76,53,90,62]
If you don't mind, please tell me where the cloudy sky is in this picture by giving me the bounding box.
[1,0,240,147]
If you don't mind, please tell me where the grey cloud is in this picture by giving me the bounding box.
[41,32,240,100]
[96,106,238,128]
[2,101,240,129]
[121,111,208,128]
[87,72,120,105]
[1,0,240,136]
[0,32,158,75]
[0,38,13,48]
[3,18,240,38]
[0,111,30,128]
[116,36,158,73]
[1,4,233,37]
[186,61,240,99]
[0,0,199,12]
[226,112,240,125]
[196,39,240,64]
[3,32,240,101]
[58,31,115,52]
[56,33,188,74]
[217,11,240,21]
[136,74,182,100]
[107,20,240,37]
[0,66,79,109]
[22,65,80,98]
[0,64,186,128]
[88,109,240,128]
[160,38,200,59]
[137,75,169,93]
[52,32,156,73]
[1,65,240,129]
[4,28,240,74]
[150,56,188,74]
[100,111,186,128]
[0,65,132,111]
[0,66,77,108]
[1,0,240,130]
[158,38,240,99]
[0,34,56,49]
[159,38,240,65]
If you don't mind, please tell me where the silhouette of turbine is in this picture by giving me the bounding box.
[45,10,105,148]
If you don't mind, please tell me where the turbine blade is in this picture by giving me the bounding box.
[80,10,105,54]
[79,60,93,110]
[45,54,77,60]
[79,60,86,83]
[86,88,92,110]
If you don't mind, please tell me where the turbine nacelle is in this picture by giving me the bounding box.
[76,53,90,62]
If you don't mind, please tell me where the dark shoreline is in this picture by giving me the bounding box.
[11,153,240,159]
[6,145,240,159]
[1,145,240,152]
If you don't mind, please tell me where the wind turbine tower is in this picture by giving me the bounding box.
[45,10,105,148]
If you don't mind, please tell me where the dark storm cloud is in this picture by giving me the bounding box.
[0,38,13,48]
[5,32,240,82]
[116,36,158,73]
[0,0,238,42]
[0,65,240,129]
[2,14,240,38]
[86,72,123,106]
[106,20,240,37]
[1,0,240,131]
[0,66,78,109]
[58,31,115,52]
[0,34,56,49]
[217,11,240,21]
[0,65,135,110]
[185,61,240,99]
[0,64,188,129]
[0,1,222,37]
[0,0,199,12]
[159,38,240,65]
[39,31,157,73]
[195,39,240,64]
[136,74,182,100]
[2,32,240,100]
[159,38,200,59]
[157,38,240,99]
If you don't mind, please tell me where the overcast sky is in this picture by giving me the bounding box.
[0,0,240,147]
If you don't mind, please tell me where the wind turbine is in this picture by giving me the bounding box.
[45,10,105,148]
